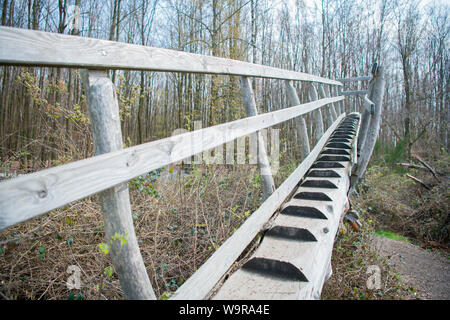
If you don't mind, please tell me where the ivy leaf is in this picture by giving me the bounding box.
[104,266,114,277]
[38,245,46,259]
[98,242,110,255]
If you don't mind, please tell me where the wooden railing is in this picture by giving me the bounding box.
[0,26,383,300]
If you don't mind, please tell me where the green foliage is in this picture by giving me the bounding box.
[111,233,128,246]
[131,171,161,197]
[374,139,382,157]
[17,70,89,125]
[104,266,114,277]
[356,152,449,245]
[384,139,408,168]
[98,233,128,256]
[375,230,410,242]
[38,245,46,259]
[98,242,110,255]
[116,74,139,120]
[67,292,84,300]
[160,291,172,300]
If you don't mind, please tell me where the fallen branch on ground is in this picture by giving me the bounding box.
[395,163,428,171]
[412,155,441,183]
[406,174,431,190]
[394,162,445,177]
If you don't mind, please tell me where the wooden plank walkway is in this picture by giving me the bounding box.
[212,113,361,300]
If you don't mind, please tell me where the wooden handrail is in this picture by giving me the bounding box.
[0,96,342,231]
[0,26,342,86]
[0,26,362,301]
[170,114,345,300]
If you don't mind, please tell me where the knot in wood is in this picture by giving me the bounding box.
[37,189,48,198]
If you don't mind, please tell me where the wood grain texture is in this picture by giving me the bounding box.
[354,67,385,186]
[348,112,361,166]
[213,123,354,299]
[356,78,374,152]
[0,26,342,85]
[170,114,345,300]
[82,69,156,300]
[0,96,343,230]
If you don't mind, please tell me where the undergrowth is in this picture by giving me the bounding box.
[0,156,299,300]
[322,143,449,300]
[321,213,417,300]
[0,164,269,300]
[354,155,449,247]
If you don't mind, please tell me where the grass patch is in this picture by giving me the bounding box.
[375,230,410,242]
[321,215,416,300]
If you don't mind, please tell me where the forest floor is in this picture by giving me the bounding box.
[322,151,449,300]
[0,163,294,300]
[371,235,449,300]
[0,149,448,300]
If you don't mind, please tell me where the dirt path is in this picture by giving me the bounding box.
[372,236,450,300]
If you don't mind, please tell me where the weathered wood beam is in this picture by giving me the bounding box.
[331,86,343,114]
[82,69,156,300]
[213,114,360,300]
[362,94,375,114]
[0,26,342,86]
[325,85,338,119]
[0,96,343,230]
[357,78,376,153]
[170,114,345,300]
[352,66,385,190]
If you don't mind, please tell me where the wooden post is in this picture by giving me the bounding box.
[82,69,156,300]
[240,76,275,201]
[352,66,385,190]
[285,80,310,158]
[318,84,334,129]
[356,80,374,153]
[357,64,378,152]
[308,83,324,143]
